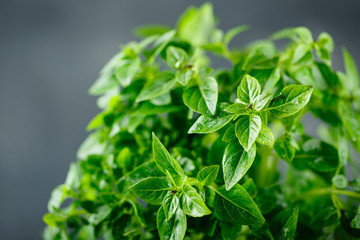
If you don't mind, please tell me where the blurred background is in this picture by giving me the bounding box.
[0,0,359,239]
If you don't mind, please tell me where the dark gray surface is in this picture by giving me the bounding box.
[0,0,359,239]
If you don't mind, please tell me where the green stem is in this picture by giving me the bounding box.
[293,188,360,202]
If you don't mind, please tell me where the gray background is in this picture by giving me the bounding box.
[0,0,359,239]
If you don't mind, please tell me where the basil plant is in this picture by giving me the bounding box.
[43,3,360,240]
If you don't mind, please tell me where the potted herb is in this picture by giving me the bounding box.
[43,3,360,239]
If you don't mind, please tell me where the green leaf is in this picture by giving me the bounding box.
[129,177,171,205]
[269,85,313,118]
[318,32,334,53]
[338,135,348,166]
[354,177,360,192]
[166,46,188,69]
[343,47,359,91]
[177,3,216,46]
[351,215,360,230]
[183,86,212,116]
[65,163,81,189]
[43,213,59,227]
[224,103,248,115]
[295,138,339,172]
[197,165,219,185]
[220,222,242,240]
[116,147,132,173]
[222,124,236,142]
[271,26,313,44]
[223,141,256,190]
[310,207,339,228]
[237,74,262,105]
[351,214,360,229]
[199,74,218,115]
[89,75,118,96]
[150,92,171,106]
[242,178,257,198]
[181,184,211,217]
[213,185,265,225]
[157,206,187,240]
[254,94,271,111]
[332,175,348,189]
[136,72,176,102]
[270,208,299,240]
[235,113,262,152]
[88,205,112,225]
[256,124,275,145]
[224,25,249,46]
[176,69,194,86]
[338,100,360,141]
[47,185,66,213]
[152,133,185,185]
[115,57,141,87]
[274,135,296,163]
[135,24,171,37]
[262,67,281,94]
[292,44,311,64]
[162,193,180,220]
[188,104,234,134]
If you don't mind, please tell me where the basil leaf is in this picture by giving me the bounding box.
[338,135,348,166]
[310,207,339,228]
[235,113,262,152]
[166,46,188,69]
[183,86,212,116]
[224,103,248,115]
[135,24,172,37]
[224,25,249,46]
[332,175,348,189]
[270,208,299,240]
[199,74,218,115]
[351,216,360,230]
[157,206,187,240]
[150,92,171,106]
[152,133,185,185]
[343,47,359,91]
[256,124,275,146]
[220,222,242,240]
[188,105,234,134]
[214,185,265,225]
[162,193,180,220]
[269,85,313,118]
[254,94,271,111]
[351,211,360,229]
[177,3,216,46]
[223,141,256,190]
[115,57,141,87]
[129,177,171,205]
[242,178,257,198]
[338,100,360,141]
[197,165,219,186]
[237,74,261,105]
[295,138,339,172]
[262,67,281,94]
[88,205,112,225]
[181,184,211,217]
[176,69,194,86]
[274,135,296,163]
[271,26,313,44]
[136,72,176,102]
[222,124,236,142]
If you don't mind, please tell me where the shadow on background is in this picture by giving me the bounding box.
[0,0,359,239]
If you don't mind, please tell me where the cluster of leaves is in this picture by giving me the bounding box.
[43,3,360,240]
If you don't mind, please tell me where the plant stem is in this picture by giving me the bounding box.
[293,188,360,202]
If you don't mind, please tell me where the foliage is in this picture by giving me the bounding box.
[43,3,360,240]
